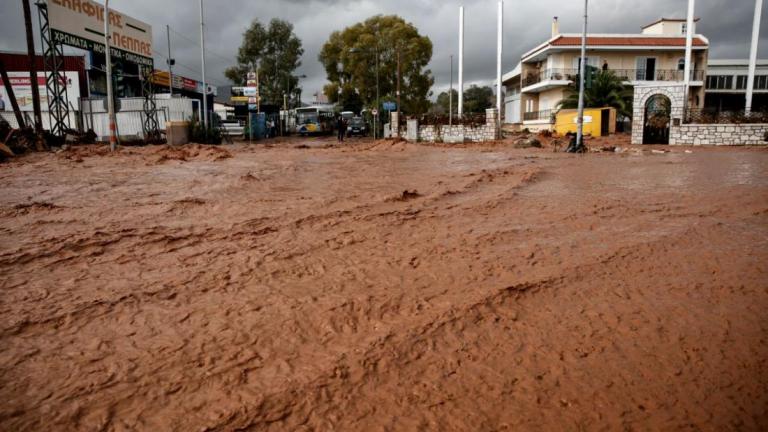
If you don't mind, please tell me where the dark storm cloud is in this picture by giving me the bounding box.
[1,0,766,99]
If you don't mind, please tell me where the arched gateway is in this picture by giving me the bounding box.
[631,84,685,145]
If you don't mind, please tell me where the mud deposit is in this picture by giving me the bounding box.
[1,139,767,431]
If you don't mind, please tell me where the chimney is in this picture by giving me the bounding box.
[552,16,559,38]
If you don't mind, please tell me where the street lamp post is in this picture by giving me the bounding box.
[450,54,453,127]
[104,0,116,151]
[575,0,588,152]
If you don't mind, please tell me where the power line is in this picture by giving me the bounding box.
[168,26,234,64]
[151,48,227,87]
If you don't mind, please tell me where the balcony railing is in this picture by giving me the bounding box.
[522,68,706,88]
[523,109,557,122]
[523,69,579,87]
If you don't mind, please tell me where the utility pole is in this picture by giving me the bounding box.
[683,0,695,114]
[397,48,401,124]
[22,0,42,132]
[575,0,588,151]
[496,0,503,137]
[458,6,465,116]
[199,0,208,129]
[374,41,380,140]
[746,0,763,115]
[449,54,453,127]
[104,0,117,151]
[167,24,173,95]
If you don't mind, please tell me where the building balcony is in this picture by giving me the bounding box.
[521,68,706,93]
[523,109,557,123]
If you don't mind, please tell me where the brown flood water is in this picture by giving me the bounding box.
[1,139,767,431]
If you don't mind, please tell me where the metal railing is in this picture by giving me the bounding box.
[522,68,706,87]
[684,108,768,124]
[523,109,557,122]
[523,69,579,87]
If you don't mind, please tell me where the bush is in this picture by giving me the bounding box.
[188,118,223,144]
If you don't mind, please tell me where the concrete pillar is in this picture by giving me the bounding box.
[391,111,400,138]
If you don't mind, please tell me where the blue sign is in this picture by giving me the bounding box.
[382,102,397,111]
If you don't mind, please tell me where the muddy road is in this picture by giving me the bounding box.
[1,137,767,431]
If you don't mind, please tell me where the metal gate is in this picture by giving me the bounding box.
[643,94,671,144]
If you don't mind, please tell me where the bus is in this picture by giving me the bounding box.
[295,106,335,135]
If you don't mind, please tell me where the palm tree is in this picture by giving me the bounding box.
[558,69,633,119]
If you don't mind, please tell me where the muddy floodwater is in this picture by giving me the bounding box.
[1,138,767,431]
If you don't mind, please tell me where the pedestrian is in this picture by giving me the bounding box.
[0,95,5,111]
[337,116,346,143]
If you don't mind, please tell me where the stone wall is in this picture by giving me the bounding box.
[408,109,500,143]
[670,124,768,145]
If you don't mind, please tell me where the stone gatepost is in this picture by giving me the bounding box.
[486,108,501,140]
[390,111,400,138]
[406,119,419,142]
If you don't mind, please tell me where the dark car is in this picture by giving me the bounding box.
[347,117,367,137]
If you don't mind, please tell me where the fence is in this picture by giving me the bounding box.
[684,108,768,124]
[1,96,197,140]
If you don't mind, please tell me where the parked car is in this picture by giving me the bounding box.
[347,116,367,137]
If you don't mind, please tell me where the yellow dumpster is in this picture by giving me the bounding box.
[555,107,616,137]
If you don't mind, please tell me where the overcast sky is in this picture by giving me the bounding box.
[1,0,766,100]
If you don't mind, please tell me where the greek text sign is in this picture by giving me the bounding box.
[48,0,154,66]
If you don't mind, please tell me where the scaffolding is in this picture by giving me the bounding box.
[36,1,70,137]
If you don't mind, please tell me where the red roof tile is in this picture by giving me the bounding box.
[551,36,707,47]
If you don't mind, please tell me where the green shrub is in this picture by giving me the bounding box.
[188,118,223,144]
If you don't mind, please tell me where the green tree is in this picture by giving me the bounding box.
[433,89,458,114]
[463,85,494,114]
[319,15,434,115]
[558,69,633,118]
[225,19,304,107]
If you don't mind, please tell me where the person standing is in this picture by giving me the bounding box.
[0,95,6,111]
[336,116,346,143]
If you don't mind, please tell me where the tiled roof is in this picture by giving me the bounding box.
[551,36,708,47]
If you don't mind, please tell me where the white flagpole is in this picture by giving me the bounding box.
[496,1,503,117]
[458,6,464,116]
[746,0,763,115]
[683,0,695,113]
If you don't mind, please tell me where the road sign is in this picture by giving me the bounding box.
[243,87,257,96]
[247,71,256,80]
[372,109,378,116]
[383,102,396,111]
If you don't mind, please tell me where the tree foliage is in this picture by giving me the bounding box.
[225,19,304,107]
[433,85,494,114]
[433,89,458,114]
[463,85,494,114]
[558,69,633,118]
[319,15,434,115]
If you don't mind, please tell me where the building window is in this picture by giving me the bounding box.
[678,58,685,71]
[755,75,768,90]
[705,75,733,90]
[736,75,748,90]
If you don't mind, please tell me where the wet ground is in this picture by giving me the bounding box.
[1,136,767,431]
